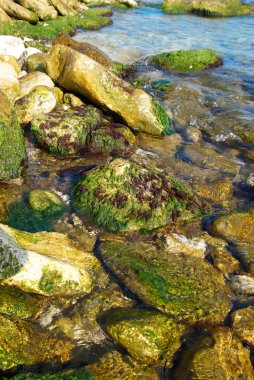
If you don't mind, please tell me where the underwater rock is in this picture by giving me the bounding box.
[19,71,54,97]
[0,314,73,370]
[0,224,104,296]
[28,189,64,213]
[0,89,26,182]
[31,104,102,155]
[231,307,254,347]
[162,0,254,17]
[99,239,231,324]
[173,327,254,379]
[74,158,203,232]
[45,44,171,136]
[104,308,186,365]
[149,49,222,72]
[15,85,57,124]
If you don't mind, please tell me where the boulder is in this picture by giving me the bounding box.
[0,7,12,23]
[0,0,38,23]
[0,90,25,182]
[0,62,20,101]
[19,71,55,97]
[104,308,186,365]
[174,328,254,379]
[0,36,25,60]
[15,85,57,124]
[162,0,254,17]
[28,190,64,212]
[45,44,171,136]
[0,54,21,74]
[231,307,254,347]
[50,0,76,16]
[99,239,231,324]
[52,33,113,68]
[0,223,104,296]
[63,93,84,107]
[26,52,46,73]
[16,0,58,20]
[73,158,203,232]
[149,49,222,72]
[0,314,73,370]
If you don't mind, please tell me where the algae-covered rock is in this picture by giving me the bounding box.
[16,0,58,20]
[0,224,104,296]
[0,314,73,371]
[99,239,231,324]
[162,0,254,17]
[45,44,171,136]
[26,52,46,73]
[28,190,64,213]
[74,158,203,232]
[63,93,84,107]
[0,89,26,182]
[15,85,57,124]
[174,327,254,379]
[31,105,102,155]
[104,308,186,365]
[231,307,254,347]
[19,71,54,97]
[52,32,113,68]
[149,49,222,72]
[0,0,38,23]
[0,285,38,319]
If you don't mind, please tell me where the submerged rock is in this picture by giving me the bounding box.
[0,314,73,370]
[45,44,171,136]
[74,158,203,232]
[28,190,64,213]
[174,327,254,379]
[15,85,57,124]
[231,307,254,347]
[0,89,26,182]
[104,308,186,365]
[99,239,231,324]
[162,0,254,17]
[149,49,222,72]
[0,224,104,296]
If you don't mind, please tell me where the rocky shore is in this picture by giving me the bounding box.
[0,2,254,379]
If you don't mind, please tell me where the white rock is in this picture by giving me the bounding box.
[23,47,42,59]
[0,62,20,100]
[0,36,25,60]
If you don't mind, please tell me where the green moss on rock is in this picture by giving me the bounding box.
[0,285,38,319]
[149,49,222,72]
[73,158,203,232]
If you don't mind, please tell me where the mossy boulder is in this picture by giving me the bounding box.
[99,239,231,324]
[28,190,64,213]
[162,0,254,17]
[0,224,104,296]
[174,327,254,379]
[149,49,222,72]
[31,105,102,155]
[52,32,113,68]
[0,285,38,319]
[0,314,73,371]
[104,308,186,365]
[19,71,54,97]
[45,44,171,136]
[15,85,57,124]
[231,307,254,347]
[73,158,203,232]
[0,89,26,182]
[63,93,84,107]
[26,52,46,73]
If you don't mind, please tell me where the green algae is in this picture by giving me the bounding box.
[149,49,222,72]
[151,99,173,135]
[0,285,38,319]
[6,371,92,380]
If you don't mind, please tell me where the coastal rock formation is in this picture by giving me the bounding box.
[45,44,171,136]
[74,158,203,232]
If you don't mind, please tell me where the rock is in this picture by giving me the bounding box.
[0,62,20,101]
[19,71,55,97]
[0,89,25,181]
[228,274,254,295]
[15,85,57,124]
[0,0,38,23]
[0,285,39,319]
[0,6,12,23]
[31,104,102,155]
[52,33,113,68]
[74,158,203,232]
[193,177,233,205]
[211,209,254,244]
[63,92,84,107]
[233,242,254,275]
[162,0,254,17]
[24,46,42,58]
[0,223,104,296]
[82,0,137,7]
[104,308,186,365]
[163,232,207,258]
[45,44,171,136]
[52,87,64,105]
[231,307,254,347]
[99,239,231,324]
[16,0,58,20]
[149,49,222,72]
[28,190,64,212]
[174,327,254,379]
[51,0,76,16]
[0,36,25,60]
[0,54,21,74]
[0,314,73,370]
[26,52,46,73]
